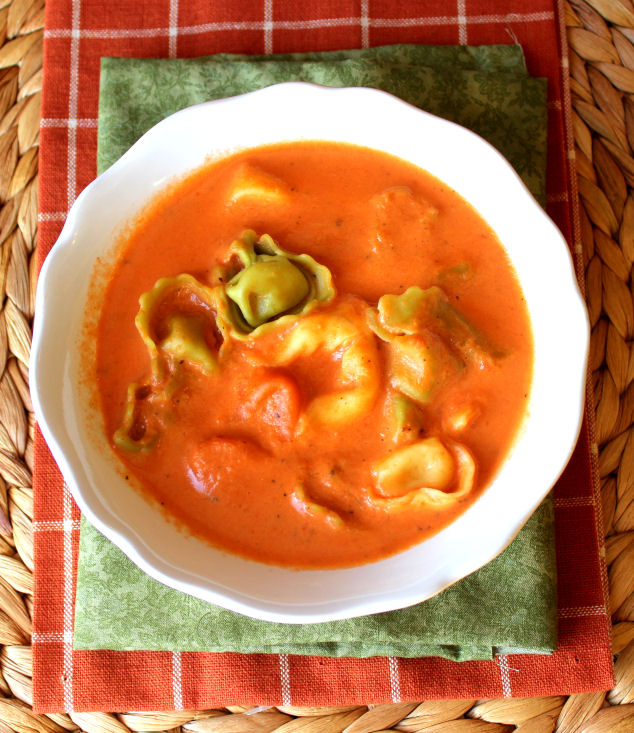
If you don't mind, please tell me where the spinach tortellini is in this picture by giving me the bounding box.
[214,230,335,338]
[113,383,161,453]
[226,257,310,328]
[136,273,220,379]
[114,274,221,451]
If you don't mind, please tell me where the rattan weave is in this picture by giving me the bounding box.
[0,0,632,730]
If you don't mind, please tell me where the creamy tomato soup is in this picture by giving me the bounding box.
[96,141,533,569]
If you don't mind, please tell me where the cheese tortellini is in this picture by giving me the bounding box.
[290,485,344,529]
[271,300,380,430]
[369,285,495,371]
[371,437,476,510]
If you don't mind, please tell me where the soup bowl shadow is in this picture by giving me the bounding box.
[31,82,589,623]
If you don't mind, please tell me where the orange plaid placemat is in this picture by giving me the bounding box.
[33,0,614,712]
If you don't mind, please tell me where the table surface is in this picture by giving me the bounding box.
[0,0,633,730]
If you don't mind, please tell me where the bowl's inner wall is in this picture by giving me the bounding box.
[35,85,588,621]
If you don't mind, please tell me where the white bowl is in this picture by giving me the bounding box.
[31,82,589,623]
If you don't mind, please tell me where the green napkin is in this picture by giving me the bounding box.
[73,44,555,660]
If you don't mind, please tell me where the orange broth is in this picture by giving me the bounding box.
[96,141,533,569]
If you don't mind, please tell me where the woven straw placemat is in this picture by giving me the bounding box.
[0,0,632,730]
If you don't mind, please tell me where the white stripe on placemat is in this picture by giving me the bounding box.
[360,0,369,48]
[457,0,468,44]
[33,519,82,532]
[172,651,183,709]
[471,11,554,22]
[168,0,179,57]
[278,654,291,705]
[372,11,554,27]
[370,15,471,27]
[555,0,611,619]
[387,656,401,703]
[264,0,274,54]
[497,654,512,697]
[46,27,173,38]
[546,191,569,203]
[553,496,594,509]
[38,211,68,222]
[43,10,556,41]
[41,117,98,127]
[181,17,359,33]
[559,605,606,619]
[67,0,81,210]
[62,483,75,711]
[370,11,555,28]
[46,23,269,38]
[32,631,75,644]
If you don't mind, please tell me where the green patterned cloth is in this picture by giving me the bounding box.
[73,44,556,660]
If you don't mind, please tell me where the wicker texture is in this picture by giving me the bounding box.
[0,0,631,729]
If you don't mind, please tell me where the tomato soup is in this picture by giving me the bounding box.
[95,141,533,569]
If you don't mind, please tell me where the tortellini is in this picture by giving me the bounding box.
[113,383,165,453]
[214,230,335,339]
[385,333,441,404]
[371,187,438,264]
[115,234,337,450]
[225,163,291,206]
[135,273,220,379]
[114,275,221,452]
[226,257,310,328]
[290,485,344,529]
[369,285,495,369]
[389,393,425,445]
[372,186,438,233]
[368,288,457,405]
[366,287,485,509]
[371,437,476,510]
[443,401,481,433]
[114,230,482,519]
[271,301,380,430]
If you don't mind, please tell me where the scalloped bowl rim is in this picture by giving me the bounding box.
[31,82,589,623]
